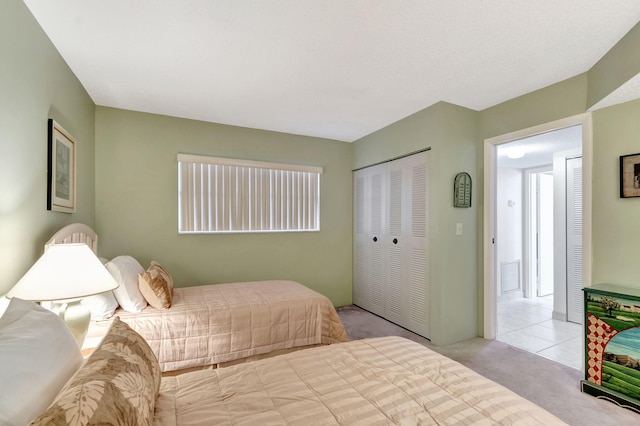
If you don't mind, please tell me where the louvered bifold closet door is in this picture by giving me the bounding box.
[352,165,386,317]
[352,150,430,339]
[384,165,404,326]
[382,152,430,337]
[566,156,583,324]
[368,168,386,317]
[405,153,430,337]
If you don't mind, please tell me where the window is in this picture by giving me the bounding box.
[178,154,322,233]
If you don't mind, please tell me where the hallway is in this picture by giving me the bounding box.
[497,296,582,370]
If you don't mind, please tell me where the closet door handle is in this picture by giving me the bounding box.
[393,238,398,244]
[373,236,378,242]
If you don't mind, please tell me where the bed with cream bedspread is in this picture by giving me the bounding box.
[89,279,348,372]
[153,335,565,425]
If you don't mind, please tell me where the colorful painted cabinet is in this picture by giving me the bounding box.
[582,284,640,413]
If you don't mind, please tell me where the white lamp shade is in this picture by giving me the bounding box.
[7,243,119,301]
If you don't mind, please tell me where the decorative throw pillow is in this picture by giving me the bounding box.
[30,317,161,426]
[107,255,147,312]
[138,261,174,309]
[0,298,82,426]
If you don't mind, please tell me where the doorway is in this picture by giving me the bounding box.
[483,115,593,370]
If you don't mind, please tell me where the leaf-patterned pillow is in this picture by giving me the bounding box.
[30,317,161,426]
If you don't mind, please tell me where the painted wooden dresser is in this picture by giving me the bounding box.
[582,283,640,413]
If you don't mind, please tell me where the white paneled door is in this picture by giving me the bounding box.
[353,151,430,338]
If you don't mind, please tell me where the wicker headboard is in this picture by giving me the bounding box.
[44,223,98,254]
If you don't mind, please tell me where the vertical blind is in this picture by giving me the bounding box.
[178,154,322,233]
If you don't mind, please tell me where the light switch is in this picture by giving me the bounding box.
[456,223,463,235]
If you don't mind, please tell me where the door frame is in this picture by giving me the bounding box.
[483,113,593,339]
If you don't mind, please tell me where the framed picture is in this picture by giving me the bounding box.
[47,119,76,212]
[620,153,640,198]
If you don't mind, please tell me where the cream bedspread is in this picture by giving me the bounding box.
[88,280,348,372]
[154,336,565,425]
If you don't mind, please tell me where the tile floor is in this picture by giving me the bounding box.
[496,295,583,370]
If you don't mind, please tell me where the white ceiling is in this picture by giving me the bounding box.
[22,1,640,142]
[497,125,582,169]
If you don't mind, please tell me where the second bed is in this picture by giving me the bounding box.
[48,223,349,373]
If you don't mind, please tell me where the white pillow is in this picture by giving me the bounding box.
[0,298,83,425]
[81,292,119,320]
[81,256,119,320]
[107,255,147,312]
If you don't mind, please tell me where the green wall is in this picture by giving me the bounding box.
[352,102,479,345]
[95,107,352,306]
[592,99,640,285]
[587,22,640,110]
[479,74,588,140]
[0,0,95,295]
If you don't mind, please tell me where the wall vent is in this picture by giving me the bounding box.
[501,260,521,294]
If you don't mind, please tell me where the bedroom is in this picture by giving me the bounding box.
[1,0,640,422]
[3,0,640,346]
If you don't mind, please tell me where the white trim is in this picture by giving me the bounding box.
[483,113,593,339]
[177,153,323,174]
[483,141,497,339]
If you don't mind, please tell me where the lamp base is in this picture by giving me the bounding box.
[53,299,91,348]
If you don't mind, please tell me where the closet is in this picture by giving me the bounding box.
[353,150,430,338]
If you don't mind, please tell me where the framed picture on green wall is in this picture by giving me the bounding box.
[47,119,76,213]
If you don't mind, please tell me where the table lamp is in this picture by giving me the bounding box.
[7,243,119,347]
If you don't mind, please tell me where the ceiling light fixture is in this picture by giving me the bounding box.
[507,148,525,159]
